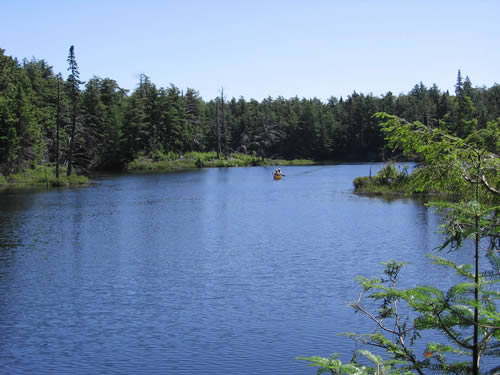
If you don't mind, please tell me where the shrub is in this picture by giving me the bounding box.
[353,176,371,190]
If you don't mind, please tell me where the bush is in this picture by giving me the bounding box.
[353,163,412,195]
[375,162,399,184]
[353,176,371,189]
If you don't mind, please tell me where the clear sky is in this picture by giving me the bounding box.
[1,0,499,101]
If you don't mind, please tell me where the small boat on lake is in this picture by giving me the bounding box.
[273,168,284,180]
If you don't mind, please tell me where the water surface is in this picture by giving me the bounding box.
[0,164,474,374]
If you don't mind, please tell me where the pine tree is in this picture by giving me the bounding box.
[66,45,83,176]
[454,70,477,138]
[184,88,203,151]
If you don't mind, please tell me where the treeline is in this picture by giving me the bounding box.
[1,47,499,175]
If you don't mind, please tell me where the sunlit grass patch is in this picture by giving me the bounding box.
[6,165,89,187]
[127,152,303,171]
[275,159,316,166]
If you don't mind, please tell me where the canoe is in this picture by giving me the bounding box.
[273,174,282,180]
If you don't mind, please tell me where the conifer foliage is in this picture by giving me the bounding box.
[1,47,499,178]
[66,45,83,176]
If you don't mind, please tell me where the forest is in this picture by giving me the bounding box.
[1,46,499,177]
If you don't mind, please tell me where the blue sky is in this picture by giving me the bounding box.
[2,0,499,101]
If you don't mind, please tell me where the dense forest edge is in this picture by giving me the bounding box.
[1,46,499,187]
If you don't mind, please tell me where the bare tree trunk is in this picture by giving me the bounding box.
[56,77,60,179]
[221,87,226,158]
[472,154,481,375]
[215,87,225,159]
[67,104,76,176]
[66,45,81,177]
[216,100,221,159]
[473,213,479,375]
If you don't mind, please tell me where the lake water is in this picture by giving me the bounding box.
[0,164,479,374]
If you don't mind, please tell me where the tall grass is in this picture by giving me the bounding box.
[127,152,314,171]
[273,159,315,166]
[2,165,88,187]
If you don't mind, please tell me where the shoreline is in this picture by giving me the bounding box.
[0,165,89,190]
[126,153,317,172]
[352,175,464,201]
[0,155,315,190]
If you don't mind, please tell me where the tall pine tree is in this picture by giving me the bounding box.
[66,45,83,176]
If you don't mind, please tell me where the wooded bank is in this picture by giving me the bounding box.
[1,47,499,179]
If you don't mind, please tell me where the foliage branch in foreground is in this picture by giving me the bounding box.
[300,114,499,375]
[375,113,499,198]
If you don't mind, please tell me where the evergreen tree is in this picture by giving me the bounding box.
[22,58,59,164]
[13,82,38,170]
[453,70,477,138]
[0,50,19,175]
[80,77,125,170]
[183,88,204,152]
[122,74,153,160]
[66,45,83,176]
[163,84,189,154]
[55,74,62,177]
[95,78,126,169]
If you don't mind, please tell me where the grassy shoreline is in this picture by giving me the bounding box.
[352,176,439,199]
[0,153,315,189]
[127,151,315,172]
[352,163,462,200]
[0,165,89,189]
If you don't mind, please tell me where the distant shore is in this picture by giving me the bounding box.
[126,152,316,172]
[0,153,317,189]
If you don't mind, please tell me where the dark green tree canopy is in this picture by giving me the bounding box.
[1,47,499,175]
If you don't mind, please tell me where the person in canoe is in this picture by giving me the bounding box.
[273,168,285,179]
